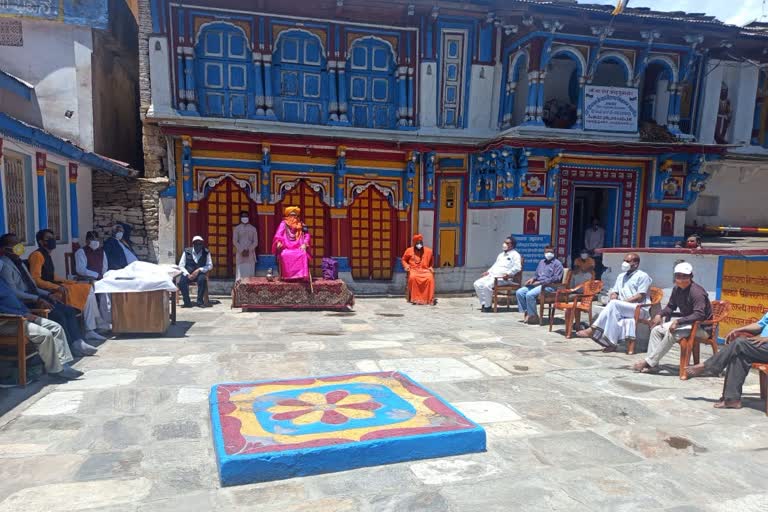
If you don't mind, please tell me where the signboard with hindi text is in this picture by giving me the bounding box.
[584,85,639,133]
[513,235,551,271]
[717,257,768,342]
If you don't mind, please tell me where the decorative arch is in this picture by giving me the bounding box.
[347,180,398,209]
[646,55,679,84]
[509,49,529,82]
[196,171,258,202]
[195,21,251,51]
[272,29,328,124]
[274,176,332,207]
[594,51,633,85]
[348,35,397,65]
[549,45,587,76]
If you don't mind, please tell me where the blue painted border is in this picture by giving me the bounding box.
[209,371,486,486]
[0,71,32,101]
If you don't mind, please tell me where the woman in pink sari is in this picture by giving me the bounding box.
[272,206,312,281]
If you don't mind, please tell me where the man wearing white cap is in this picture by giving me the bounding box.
[178,236,213,308]
[633,262,712,373]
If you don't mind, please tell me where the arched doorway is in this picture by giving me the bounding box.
[201,178,254,279]
[275,180,330,275]
[349,186,395,280]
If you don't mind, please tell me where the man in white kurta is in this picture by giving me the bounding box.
[576,253,652,352]
[233,212,259,280]
[474,237,523,311]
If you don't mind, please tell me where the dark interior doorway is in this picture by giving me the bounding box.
[570,186,618,266]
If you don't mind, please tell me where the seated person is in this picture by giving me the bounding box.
[515,245,564,324]
[104,223,138,271]
[28,229,108,342]
[576,253,651,352]
[686,311,768,409]
[401,234,435,306]
[178,235,213,308]
[0,233,97,356]
[572,250,596,289]
[272,206,311,281]
[75,230,112,329]
[474,237,522,312]
[0,262,83,381]
[632,262,711,373]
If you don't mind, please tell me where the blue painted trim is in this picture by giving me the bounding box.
[209,372,486,486]
[646,203,687,210]
[511,31,691,52]
[435,19,475,129]
[334,256,352,273]
[159,185,177,198]
[36,173,47,230]
[255,254,277,271]
[0,71,32,101]
[0,163,4,232]
[69,180,78,240]
[150,0,162,33]
[0,114,133,176]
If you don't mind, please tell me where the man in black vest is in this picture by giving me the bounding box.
[178,235,213,308]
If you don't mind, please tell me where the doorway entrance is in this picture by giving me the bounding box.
[570,186,619,265]
[435,177,465,267]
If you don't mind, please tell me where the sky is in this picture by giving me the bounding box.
[576,0,766,26]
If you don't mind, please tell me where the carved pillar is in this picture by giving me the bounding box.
[576,75,586,129]
[328,60,339,122]
[334,146,347,207]
[176,45,187,110]
[68,163,79,242]
[260,144,272,203]
[183,47,198,113]
[181,137,193,202]
[254,51,266,116]
[337,61,349,123]
[263,53,275,117]
[35,152,47,229]
[397,65,408,127]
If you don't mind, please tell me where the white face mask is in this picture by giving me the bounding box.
[621,261,632,272]
[115,231,124,240]
[544,252,555,261]
[415,243,423,250]
[89,240,100,250]
[502,243,509,252]
[580,253,589,260]
[241,217,249,224]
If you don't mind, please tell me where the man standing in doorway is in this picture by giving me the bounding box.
[585,217,606,279]
[233,211,258,280]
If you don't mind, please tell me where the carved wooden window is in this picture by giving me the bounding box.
[439,31,467,128]
[195,24,252,118]
[347,38,397,129]
[45,164,63,240]
[273,31,326,125]
[3,154,27,242]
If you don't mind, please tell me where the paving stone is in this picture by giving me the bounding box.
[365,491,453,512]
[21,391,84,416]
[453,401,521,423]
[177,354,215,365]
[101,417,149,450]
[461,355,511,376]
[366,357,486,382]
[59,369,139,390]
[132,356,174,366]
[176,387,209,404]
[288,341,326,352]
[152,421,202,441]
[0,478,152,512]
[346,339,403,350]
[409,457,502,485]
[75,450,144,481]
[528,431,643,469]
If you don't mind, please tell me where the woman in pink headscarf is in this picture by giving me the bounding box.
[272,206,312,280]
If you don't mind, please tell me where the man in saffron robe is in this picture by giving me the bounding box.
[272,206,311,281]
[401,234,435,305]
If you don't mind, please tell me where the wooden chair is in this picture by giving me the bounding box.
[627,287,665,355]
[548,279,604,338]
[721,332,768,416]
[538,268,573,325]
[678,300,731,380]
[492,256,525,312]
[0,309,48,386]
[175,274,210,306]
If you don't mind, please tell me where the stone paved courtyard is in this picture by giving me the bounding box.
[1,297,767,511]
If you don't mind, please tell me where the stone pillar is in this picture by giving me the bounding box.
[68,163,80,242]
[35,152,48,229]
[502,74,515,128]
[525,71,539,123]
[181,137,193,202]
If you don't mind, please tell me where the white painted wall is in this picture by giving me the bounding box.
[645,210,661,245]
[654,80,670,126]
[468,64,496,130]
[419,62,437,128]
[697,60,724,144]
[417,210,435,249]
[76,165,95,241]
[0,20,94,150]
[148,35,174,116]
[465,207,523,268]
[687,162,768,226]
[158,196,177,264]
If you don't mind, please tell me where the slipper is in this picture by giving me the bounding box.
[602,345,618,353]
[640,366,660,374]
[632,361,648,372]
[574,329,592,339]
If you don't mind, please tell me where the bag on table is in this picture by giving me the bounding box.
[321,258,338,280]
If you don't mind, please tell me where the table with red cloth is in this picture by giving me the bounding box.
[232,277,355,311]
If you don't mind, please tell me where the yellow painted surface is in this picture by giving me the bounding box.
[439,180,460,224]
[438,228,458,267]
[719,259,768,337]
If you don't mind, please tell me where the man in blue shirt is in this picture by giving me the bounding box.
[515,245,564,324]
[686,311,768,410]
[0,260,82,381]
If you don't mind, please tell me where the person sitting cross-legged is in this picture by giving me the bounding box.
[515,245,563,324]
[575,252,652,352]
[0,261,83,381]
[178,236,213,308]
[632,262,712,374]
[685,312,768,409]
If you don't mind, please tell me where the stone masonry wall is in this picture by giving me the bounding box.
[138,0,166,179]
[92,171,167,262]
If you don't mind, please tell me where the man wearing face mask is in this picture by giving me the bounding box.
[178,235,213,308]
[28,229,109,342]
[104,223,139,271]
[0,233,97,356]
[233,211,259,280]
[576,253,652,351]
[515,245,564,324]
[632,262,712,374]
[572,249,596,289]
[584,217,606,278]
[474,237,522,312]
[75,231,112,328]
[401,234,435,305]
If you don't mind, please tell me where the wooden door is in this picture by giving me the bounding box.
[203,178,251,279]
[349,187,394,280]
[436,178,463,267]
[275,180,330,275]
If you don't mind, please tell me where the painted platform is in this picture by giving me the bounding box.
[209,372,486,486]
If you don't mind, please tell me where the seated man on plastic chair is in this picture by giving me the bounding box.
[515,245,563,324]
[633,262,712,374]
[178,236,213,308]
